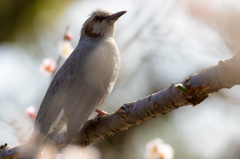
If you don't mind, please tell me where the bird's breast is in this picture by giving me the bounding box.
[83,38,120,84]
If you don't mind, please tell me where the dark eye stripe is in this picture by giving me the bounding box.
[93,16,106,22]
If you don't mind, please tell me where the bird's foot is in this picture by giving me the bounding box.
[94,109,108,123]
[95,108,107,116]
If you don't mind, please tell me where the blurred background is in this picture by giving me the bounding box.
[1,0,240,158]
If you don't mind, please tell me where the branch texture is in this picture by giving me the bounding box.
[1,52,240,159]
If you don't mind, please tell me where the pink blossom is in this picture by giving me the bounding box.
[25,105,36,119]
[144,138,174,159]
[64,32,73,41]
[55,153,66,159]
[58,41,74,59]
[39,58,57,76]
[41,145,59,159]
[61,145,101,159]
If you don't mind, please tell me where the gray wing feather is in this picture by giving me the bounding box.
[63,41,115,143]
[64,79,107,143]
[35,39,98,135]
[35,38,115,144]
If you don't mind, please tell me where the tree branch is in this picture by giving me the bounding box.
[1,52,240,159]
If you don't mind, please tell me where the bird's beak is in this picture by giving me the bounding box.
[108,11,127,21]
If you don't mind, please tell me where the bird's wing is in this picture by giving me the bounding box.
[35,38,117,144]
[35,40,99,135]
[63,77,110,144]
[63,40,117,144]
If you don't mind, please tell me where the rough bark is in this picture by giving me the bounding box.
[1,52,240,159]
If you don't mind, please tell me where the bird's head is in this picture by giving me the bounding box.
[81,9,127,39]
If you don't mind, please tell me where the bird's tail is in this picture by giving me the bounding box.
[19,130,45,159]
[19,144,40,159]
[20,127,63,159]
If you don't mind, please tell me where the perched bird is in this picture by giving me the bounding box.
[20,8,126,158]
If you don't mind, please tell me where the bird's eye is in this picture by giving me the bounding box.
[94,16,100,21]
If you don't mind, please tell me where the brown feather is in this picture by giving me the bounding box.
[84,21,102,38]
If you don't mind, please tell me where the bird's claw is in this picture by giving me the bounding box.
[95,108,107,115]
[94,109,108,123]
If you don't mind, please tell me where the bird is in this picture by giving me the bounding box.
[20,8,126,159]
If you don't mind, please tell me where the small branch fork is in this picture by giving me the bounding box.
[1,52,240,159]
